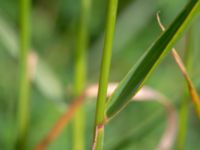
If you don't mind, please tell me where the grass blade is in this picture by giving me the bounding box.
[0,16,65,105]
[17,0,31,148]
[106,0,200,119]
[73,0,91,149]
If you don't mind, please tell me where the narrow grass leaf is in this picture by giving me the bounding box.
[106,0,200,119]
[73,0,91,149]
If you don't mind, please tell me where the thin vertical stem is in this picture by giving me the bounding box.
[73,0,91,149]
[157,13,197,149]
[92,0,118,150]
[17,0,31,149]
[177,94,189,150]
[177,28,193,150]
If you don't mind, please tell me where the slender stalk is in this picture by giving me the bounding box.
[17,0,31,149]
[159,17,200,148]
[92,0,118,149]
[177,94,189,150]
[158,21,200,116]
[157,14,197,149]
[177,29,193,150]
[73,0,90,149]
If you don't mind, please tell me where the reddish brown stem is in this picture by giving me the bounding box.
[92,117,108,150]
[34,94,86,150]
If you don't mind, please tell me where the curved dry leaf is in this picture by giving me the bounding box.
[132,86,177,150]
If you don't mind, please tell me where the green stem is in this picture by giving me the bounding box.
[177,92,189,150]
[17,0,31,149]
[177,28,193,150]
[92,0,118,149]
[73,0,91,149]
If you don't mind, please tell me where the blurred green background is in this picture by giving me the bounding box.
[0,0,200,149]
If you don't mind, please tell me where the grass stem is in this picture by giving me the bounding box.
[177,29,193,150]
[157,13,199,149]
[17,0,31,149]
[73,0,91,149]
[92,0,118,149]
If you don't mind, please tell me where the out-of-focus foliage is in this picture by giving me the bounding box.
[0,0,200,150]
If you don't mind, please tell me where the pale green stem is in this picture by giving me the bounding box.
[177,28,193,150]
[92,0,118,150]
[73,0,91,149]
[17,0,31,149]
[177,92,189,150]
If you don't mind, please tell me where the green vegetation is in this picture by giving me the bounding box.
[73,0,91,149]
[17,0,31,149]
[0,0,200,150]
[93,0,118,149]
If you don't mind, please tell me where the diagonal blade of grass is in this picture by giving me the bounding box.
[105,0,200,119]
[157,13,200,118]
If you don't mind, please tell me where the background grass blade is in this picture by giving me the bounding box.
[73,0,91,149]
[17,0,31,148]
[106,0,200,119]
[0,16,65,105]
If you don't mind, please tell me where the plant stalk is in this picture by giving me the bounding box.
[92,0,118,149]
[157,14,197,149]
[17,0,31,149]
[177,28,193,150]
[73,0,91,149]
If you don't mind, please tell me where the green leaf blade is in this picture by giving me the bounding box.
[106,0,200,118]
